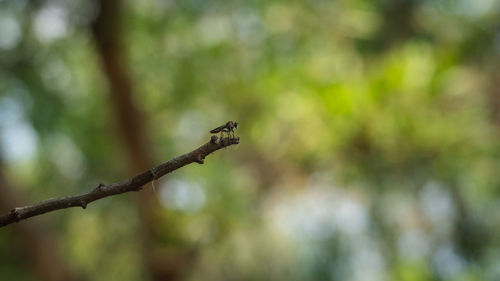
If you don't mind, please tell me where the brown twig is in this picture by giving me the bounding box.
[0,136,239,228]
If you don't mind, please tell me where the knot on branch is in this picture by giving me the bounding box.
[151,167,160,179]
[93,183,106,193]
[11,208,22,222]
[195,155,205,164]
[80,199,87,209]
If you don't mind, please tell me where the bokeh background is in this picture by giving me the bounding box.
[1,0,500,280]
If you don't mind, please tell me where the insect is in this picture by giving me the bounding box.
[210,121,238,138]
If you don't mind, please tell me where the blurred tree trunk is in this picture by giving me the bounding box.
[0,166,79,281]
[90,0,159,237]
[91,0,195,279]
[490,71,500,124]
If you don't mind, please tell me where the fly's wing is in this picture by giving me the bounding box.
[210,124,226,133]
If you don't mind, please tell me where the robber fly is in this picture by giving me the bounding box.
[210,121,238,138]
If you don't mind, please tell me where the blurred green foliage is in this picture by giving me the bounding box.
[1,0,500,280]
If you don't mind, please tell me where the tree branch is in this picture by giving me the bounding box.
[0,136,239,228]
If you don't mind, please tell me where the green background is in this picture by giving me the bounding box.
[1,0,499,280]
